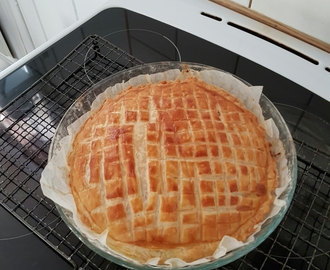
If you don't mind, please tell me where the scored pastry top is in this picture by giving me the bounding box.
[67,76,278,263]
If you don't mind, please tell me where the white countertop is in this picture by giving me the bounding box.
[1,0,330,101]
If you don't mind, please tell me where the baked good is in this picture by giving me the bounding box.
[67,76,278,264]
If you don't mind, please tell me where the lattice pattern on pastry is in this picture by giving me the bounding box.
[68,77,277,247]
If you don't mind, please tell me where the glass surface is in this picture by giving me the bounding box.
[49,61,297,269]
[275,103,330,171]
[1,7,324,123]
[0,8,239,109]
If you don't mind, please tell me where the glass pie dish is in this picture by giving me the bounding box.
[48,61,297,269]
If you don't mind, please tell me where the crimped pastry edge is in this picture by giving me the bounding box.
[42,67,288,268]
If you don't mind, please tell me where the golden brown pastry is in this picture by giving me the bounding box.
[67,76,278,264]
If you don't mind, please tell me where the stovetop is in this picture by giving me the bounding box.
[0,7,329,270]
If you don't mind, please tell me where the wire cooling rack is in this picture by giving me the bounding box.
[0,35,329,270]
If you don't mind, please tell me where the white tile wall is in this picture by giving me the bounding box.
[0,0,35,58]
[229,0,251,7]
[0,30,14,71]
[33,0,78,40]
[17,0,78,48]
[0,30,12,57]
[17,0,48,48]
[14,0,106,50]
[251,0,330,44]
[73,0,107,19]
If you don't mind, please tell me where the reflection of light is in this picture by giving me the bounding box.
[4,65,34,95]
[0,113,4,121]
[22,65,29,74]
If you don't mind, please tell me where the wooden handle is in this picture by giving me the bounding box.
[210,0,330,54]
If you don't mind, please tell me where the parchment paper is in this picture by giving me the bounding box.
[40,68,290,268]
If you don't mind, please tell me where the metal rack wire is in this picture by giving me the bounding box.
[0,35,329,270]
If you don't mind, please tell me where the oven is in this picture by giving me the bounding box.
[0,2,329,269]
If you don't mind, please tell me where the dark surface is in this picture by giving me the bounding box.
[0,7,329,270]
[0,207,71,270]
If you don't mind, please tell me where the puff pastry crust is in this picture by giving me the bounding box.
[67,76,278,264]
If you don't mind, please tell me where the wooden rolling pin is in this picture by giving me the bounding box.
[210,0,330,54]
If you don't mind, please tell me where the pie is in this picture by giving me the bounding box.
[67,76,278,264]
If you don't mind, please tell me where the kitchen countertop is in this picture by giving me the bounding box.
[0,6,329,270]
[1,0,330,102]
